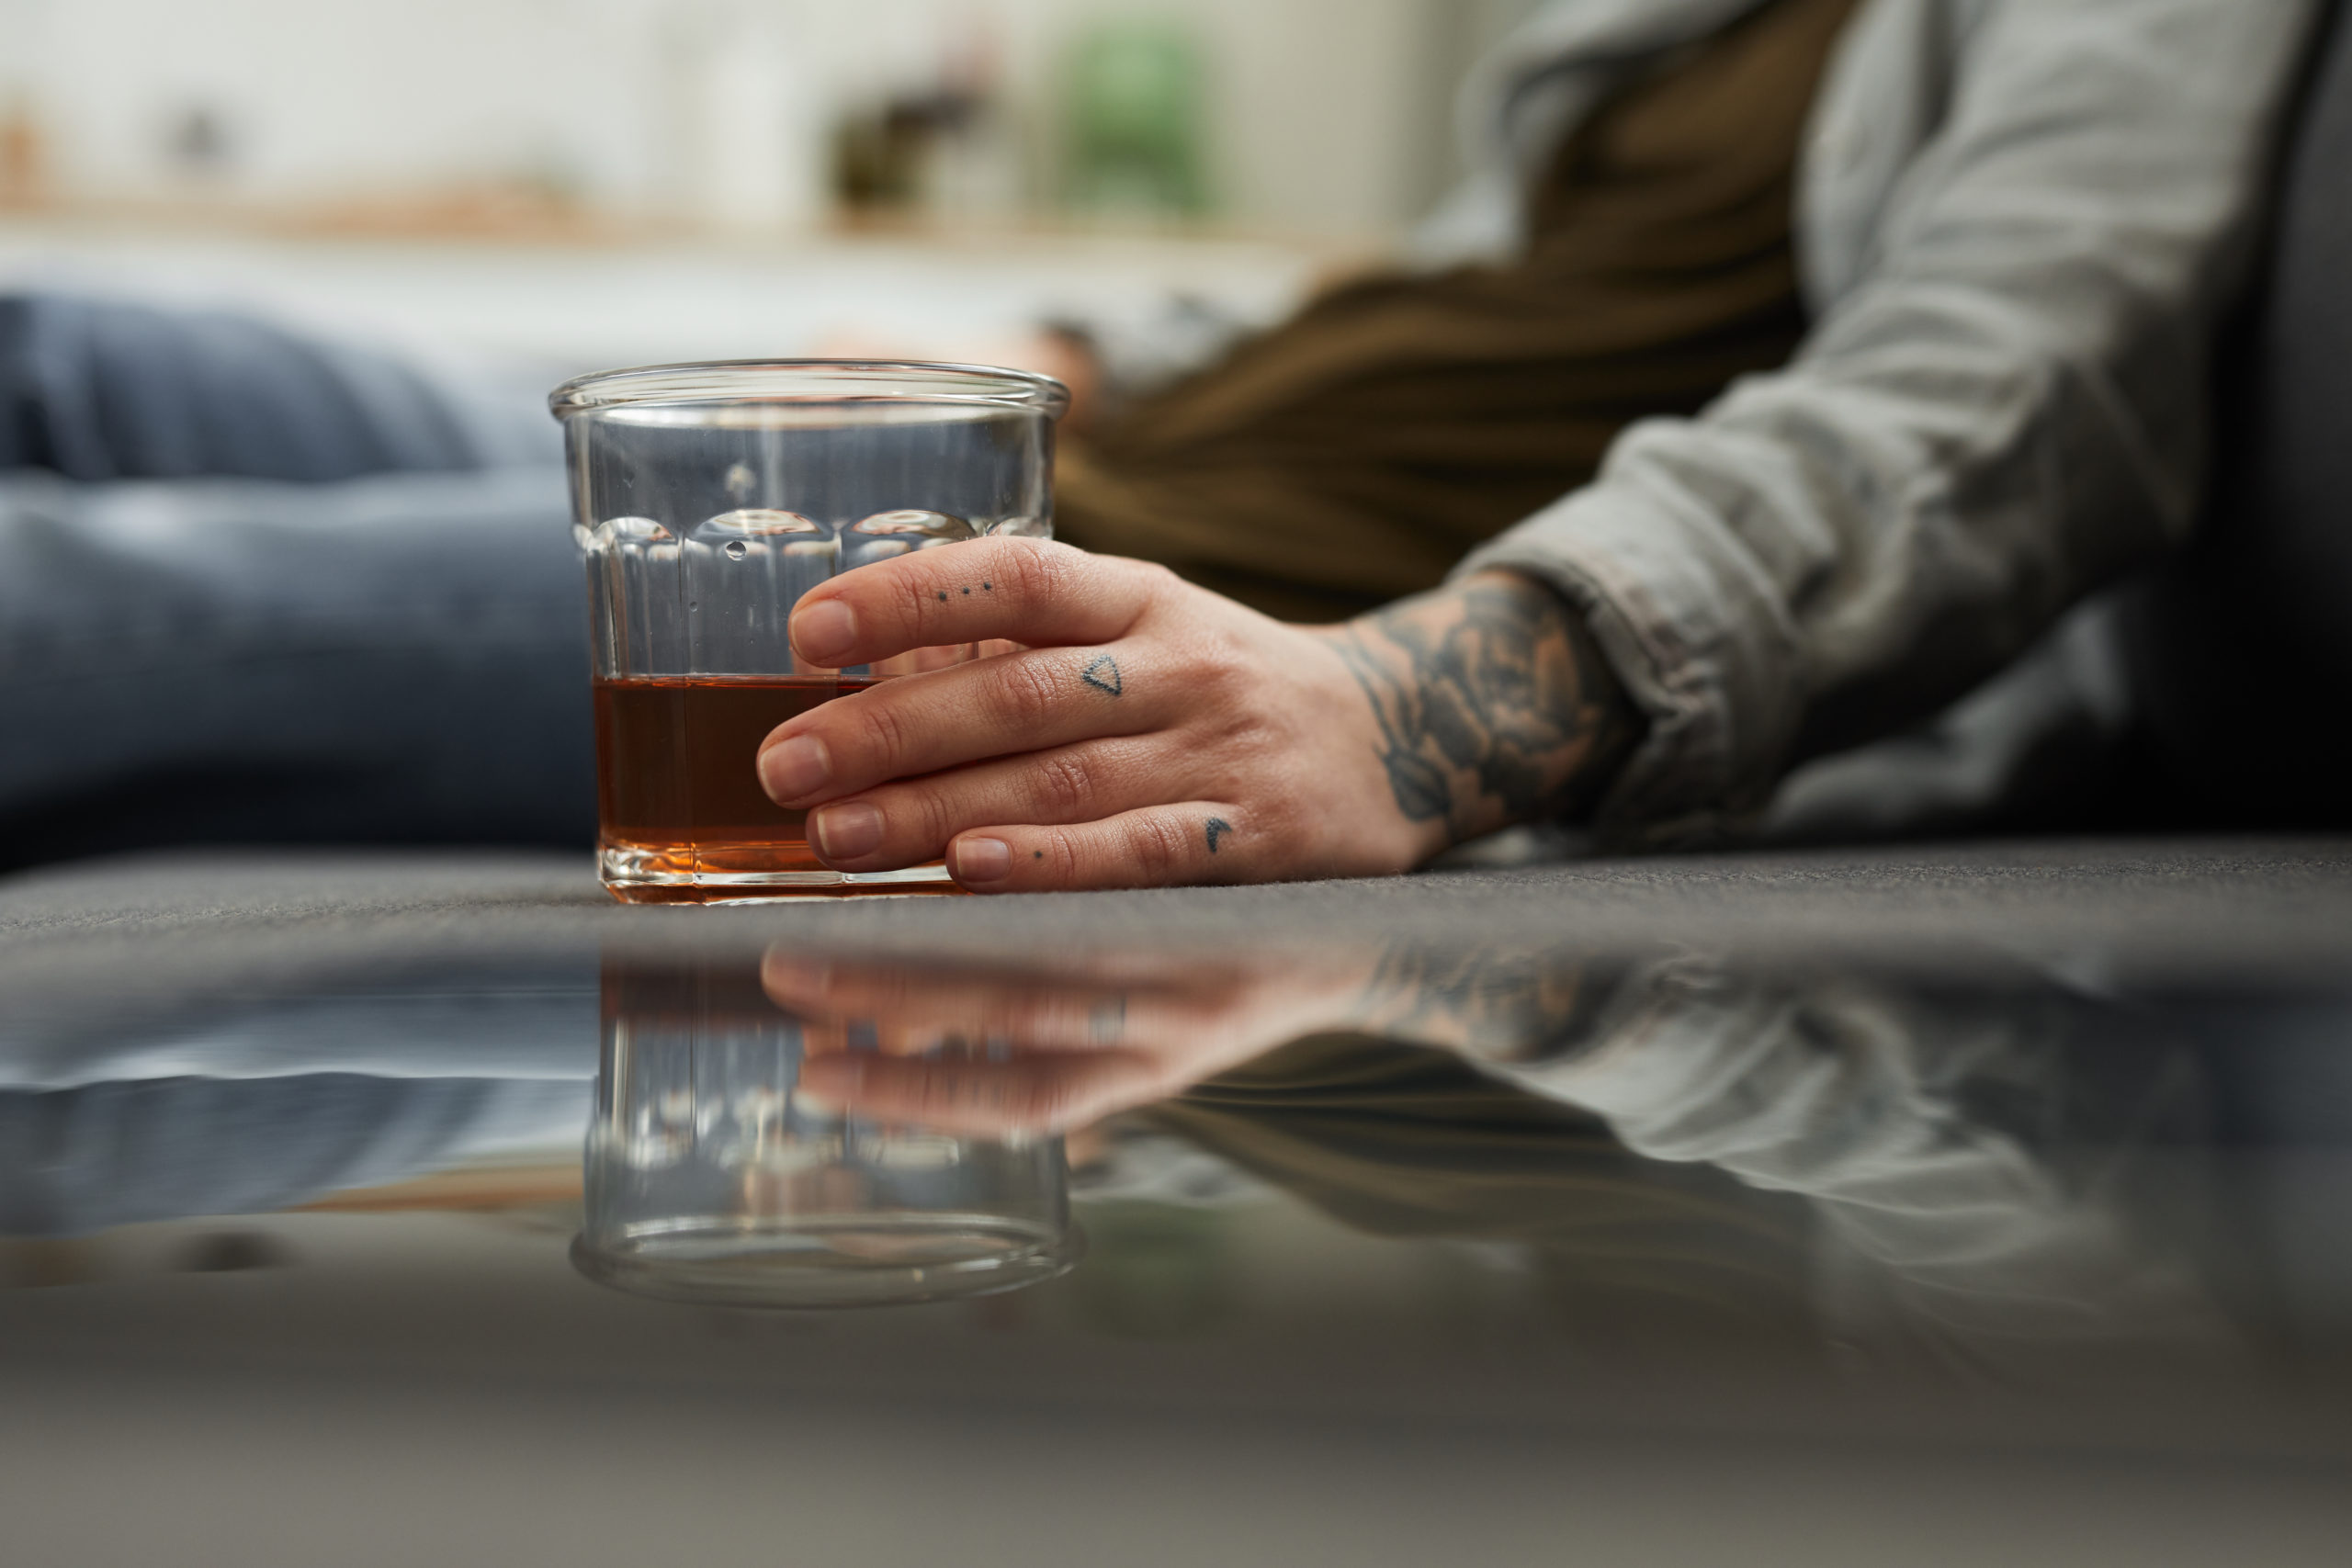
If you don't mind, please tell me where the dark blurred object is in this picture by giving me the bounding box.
[2122,2,2352,828]
[833,90,988,215]
[164,103,234,181]
[832,24,1022,222]
[1063,20,1207,220]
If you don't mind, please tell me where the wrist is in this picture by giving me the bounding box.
[1325,571,1642,855]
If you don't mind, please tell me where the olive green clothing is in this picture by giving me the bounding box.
[1057,0,1864,624]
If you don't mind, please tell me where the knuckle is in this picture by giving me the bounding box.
[888,567,942,630]
[1129,559,1182,597]
[1125,813,1191,881]
[996,654,1064,728]
[848,694,913,771]
[1120,559,1183,617]
[892,783,955,851]
[1042,828,1082,881]
[1000,540,1065,604]
[1205,626,1253,679]
[1032,749,1097,818]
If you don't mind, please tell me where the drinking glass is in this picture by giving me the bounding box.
[549,361,1066,903]
[573,954,1081,1309]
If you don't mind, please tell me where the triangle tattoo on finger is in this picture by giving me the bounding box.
[1080,655,1123,697]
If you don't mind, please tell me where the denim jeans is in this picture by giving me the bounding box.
[0,293,594,870]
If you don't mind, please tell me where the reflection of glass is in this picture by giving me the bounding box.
[549,362,1067,903]
[572,958,1080,1308]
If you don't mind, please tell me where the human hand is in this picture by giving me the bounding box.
[754,537,1442,891]
[756,540,1639,893]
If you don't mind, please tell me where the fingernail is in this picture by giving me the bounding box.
[790,599,857,664]
[758,736,831,802]
[951,836,1012,886]
[810,802,882,861]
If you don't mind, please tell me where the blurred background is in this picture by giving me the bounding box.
[0,0,1544,373]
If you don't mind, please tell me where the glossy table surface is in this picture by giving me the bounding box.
[5,841,2350,1566]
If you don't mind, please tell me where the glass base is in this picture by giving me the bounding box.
[571,1213,1082,1308]
[599,842,966,903]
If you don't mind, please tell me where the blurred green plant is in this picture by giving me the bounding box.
[1063,20,1209,220]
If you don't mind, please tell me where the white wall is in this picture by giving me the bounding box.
[0,0,1538,237]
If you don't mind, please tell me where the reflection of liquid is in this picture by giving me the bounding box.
[572,958,1080,1308]
[591,674,959,901]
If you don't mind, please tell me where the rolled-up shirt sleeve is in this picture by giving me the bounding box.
[1456,0,2320,845]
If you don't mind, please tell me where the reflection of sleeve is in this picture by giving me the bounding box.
[1492,963,2239,1367]
[1457,0,2318,844]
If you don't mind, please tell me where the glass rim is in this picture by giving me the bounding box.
[548,358,1070,419]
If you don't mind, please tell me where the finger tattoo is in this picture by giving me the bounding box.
[1205,817,1232,853]
[1080,654,1124,697]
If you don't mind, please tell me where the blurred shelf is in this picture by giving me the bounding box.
[0,199,1353,373]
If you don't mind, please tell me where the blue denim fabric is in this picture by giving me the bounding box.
[0,294,592,868]
[0,1075,589,1235]
[0,292,559,480]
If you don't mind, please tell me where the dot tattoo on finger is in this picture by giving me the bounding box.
[1080,654,1123,697]
[1205,818,1233,853]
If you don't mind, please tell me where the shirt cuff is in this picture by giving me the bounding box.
[1452,452,1804,847]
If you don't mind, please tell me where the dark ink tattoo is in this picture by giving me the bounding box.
[1330,576,1640,843]
[936,591,948,602]
[1204,818,1232,853]
[983,581,992,591]
[1034,850,1044,860]
[962,586,971,595]
[1080,654,1123,697]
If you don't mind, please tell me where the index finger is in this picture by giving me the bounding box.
[786,537,1169,669]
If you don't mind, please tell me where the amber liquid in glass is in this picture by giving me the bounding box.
[593,674,953,901]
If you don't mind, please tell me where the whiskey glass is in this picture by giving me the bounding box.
[550,361,1065,903]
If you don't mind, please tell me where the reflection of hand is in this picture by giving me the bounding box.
[753,537,1439,891]
[762,946,1374,1135]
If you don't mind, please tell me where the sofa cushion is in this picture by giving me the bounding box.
[2245,0,2352,659]
[2128,3,2352,821]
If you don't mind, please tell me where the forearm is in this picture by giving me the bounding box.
[1323,570,1641,851]
[1452,0,2316,837]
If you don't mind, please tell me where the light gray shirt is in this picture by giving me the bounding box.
[1448,0,2322,842]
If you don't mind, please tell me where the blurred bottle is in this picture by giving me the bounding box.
[662,1,829,234]
[831,15,1024,227]
[162,103,235,188]
[0,91,46,208]
[1062,19,1207,222]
